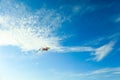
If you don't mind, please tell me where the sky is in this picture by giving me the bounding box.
[0,0,120,80]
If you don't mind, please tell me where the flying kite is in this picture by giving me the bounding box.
[35,47,50,54]
[40,47,50,51]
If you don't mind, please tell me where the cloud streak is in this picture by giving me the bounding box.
[57,41,116,62]
[115,17,120,23]
[48,67,120,80]
[93,41,116,61]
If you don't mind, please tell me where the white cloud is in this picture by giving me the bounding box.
[56,46,95,53]
[87,67,120,76]
[118,48,120,51]
[115,17,120,23]
[72,6,82,13]
[48,67,120,80]
[113,71,120,75]
[93,41,115,61]
[0,0,63,51]
[60,67,120,77]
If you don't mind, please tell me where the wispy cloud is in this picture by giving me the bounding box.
[88,67,120,76]
[115,17,120,23]
[53,46,95,53]
[37,39,116,62]
[93,41,116,61]
[51,40,116,62]
[50,67,120,80]
[59,3,96,16]
[0,0,64,51]
[83,32,119,61]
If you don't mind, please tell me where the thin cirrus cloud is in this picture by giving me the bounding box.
[93,41,116,61]
[0,0,116,61]
[115,17,120,23]
[49,67,120,80]
[62,41,116,61]
[72,67,120,80]
[83,67,120,77]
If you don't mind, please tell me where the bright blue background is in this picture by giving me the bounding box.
[0,0,120,80]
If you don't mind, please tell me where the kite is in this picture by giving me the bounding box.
[35,47,50,54]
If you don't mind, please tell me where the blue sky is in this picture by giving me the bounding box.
[0,0,120,80]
